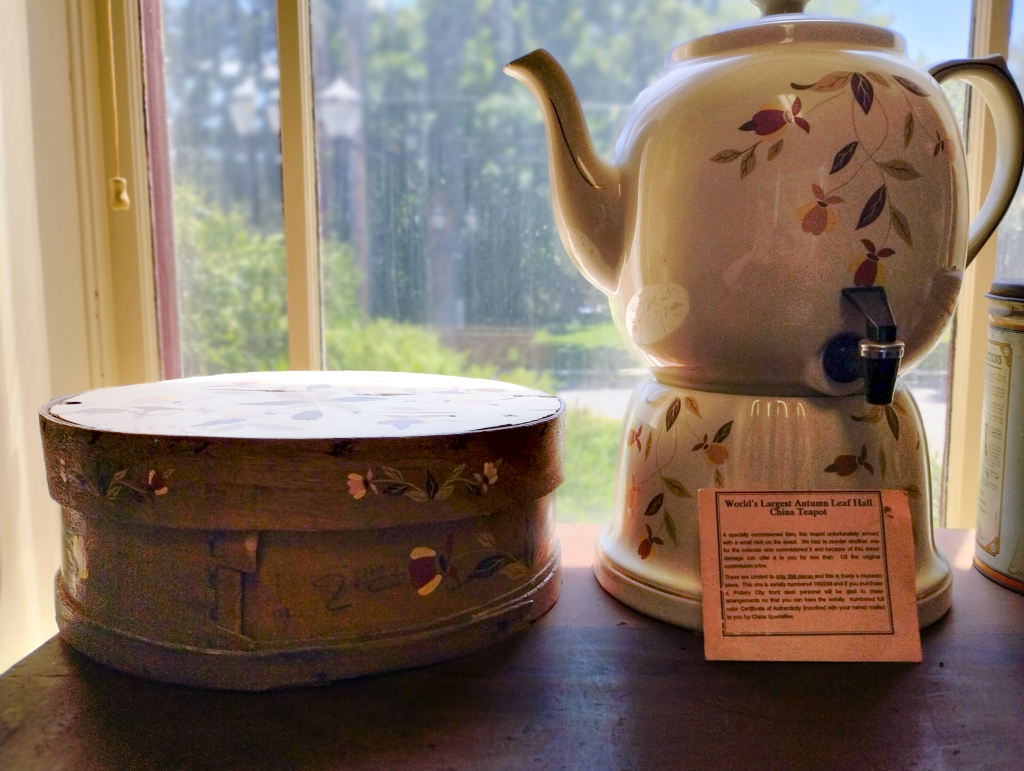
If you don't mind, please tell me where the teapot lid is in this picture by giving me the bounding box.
[987,281,1024,301]
[670,0,905,63]
[752,0,810,13]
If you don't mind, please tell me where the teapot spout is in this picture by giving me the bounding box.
[504,50,625,293]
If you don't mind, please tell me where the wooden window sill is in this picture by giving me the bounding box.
[1,526,1021,770]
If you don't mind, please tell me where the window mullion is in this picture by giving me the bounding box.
[277,0,323,371]
[89,0,162,386]
[140,0,182,381]
[945,0,1013,528]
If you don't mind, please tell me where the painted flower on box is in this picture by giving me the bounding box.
[347,470,376,499]
[74,462,173,504]
[408,546,443,595]
[147,469,171,496]
[408,527,534,597]
[347,460,502,502]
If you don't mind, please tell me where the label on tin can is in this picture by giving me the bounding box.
[977,338,1012,556]
[976,322,1024,592]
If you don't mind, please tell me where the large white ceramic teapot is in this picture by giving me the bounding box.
[506,0,1024,399]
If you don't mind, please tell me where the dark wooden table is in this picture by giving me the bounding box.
[2,527,1022,771]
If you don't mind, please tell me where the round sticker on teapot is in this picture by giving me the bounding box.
[625,283,690,345]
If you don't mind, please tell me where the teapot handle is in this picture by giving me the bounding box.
[929,55,1024,268]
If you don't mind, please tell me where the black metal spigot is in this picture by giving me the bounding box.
[822,287,905,405]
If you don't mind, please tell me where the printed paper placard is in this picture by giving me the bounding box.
[700,489,921,662]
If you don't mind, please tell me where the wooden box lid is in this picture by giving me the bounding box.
[41,372,565,531]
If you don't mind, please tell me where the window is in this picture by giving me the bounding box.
[144,0,981,524]
[154,0,287,376]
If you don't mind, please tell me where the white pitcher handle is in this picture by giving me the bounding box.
[929,55,1024,268]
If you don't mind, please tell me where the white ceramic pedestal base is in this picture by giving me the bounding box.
[593,377,952,631]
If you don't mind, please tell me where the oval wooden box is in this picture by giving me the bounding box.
[39,372,564,690]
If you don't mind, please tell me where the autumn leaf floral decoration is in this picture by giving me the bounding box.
[407,529,532,596]
[797,184,844,235]
[825,445,874,477]
[348,460,501,502]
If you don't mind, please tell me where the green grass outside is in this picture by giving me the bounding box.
[533,322,624,350]
[556,407,623,524]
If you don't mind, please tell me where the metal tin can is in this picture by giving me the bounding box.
[975,281,1024,594]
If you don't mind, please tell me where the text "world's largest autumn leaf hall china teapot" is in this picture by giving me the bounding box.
[506,0,1024,629]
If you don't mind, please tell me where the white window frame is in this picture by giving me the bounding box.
[277,0,324,371]
[946,0,1012,526]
